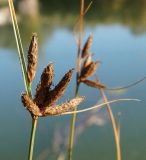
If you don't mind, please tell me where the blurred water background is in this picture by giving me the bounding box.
[0,0,146,159]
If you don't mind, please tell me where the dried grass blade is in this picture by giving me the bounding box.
[106,76,146,91]
[62,98,140,115]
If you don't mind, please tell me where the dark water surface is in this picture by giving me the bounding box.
[0,0,146,160]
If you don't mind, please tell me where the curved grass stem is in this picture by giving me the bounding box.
[100,88,121,160]
[62,98,140,115]
[106,76,146,92]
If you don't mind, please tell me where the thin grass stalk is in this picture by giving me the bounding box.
[62,98,139,115]
[68,84,79,160]
[68,0,84,159]
[8,0,31,96]
[8,1,38,160]
[106,76,146,91]
[28,118,38,160]
[76,0,84,72]
[99,88,121,160]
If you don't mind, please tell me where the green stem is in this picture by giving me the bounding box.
[68,84,79,160]
[8,1,38,160]
[8,0,30,95]
[28,118,38,160]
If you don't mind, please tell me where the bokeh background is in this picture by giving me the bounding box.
[0,0,146,159]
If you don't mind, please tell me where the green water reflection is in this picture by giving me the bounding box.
[1,0,146,48]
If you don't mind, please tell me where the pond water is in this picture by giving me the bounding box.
[0,0,146,160]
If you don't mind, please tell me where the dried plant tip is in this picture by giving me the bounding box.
[41,96,85,116]
[82,54,92,69]
[21,93,41,116]
[40,63,54,88]
[43,69,73,107]
[34,83,48,108]
[81,34,92,58]
[83,79,106,89]
[27,33,38,83]
[80,61,98,81]
[34,63,54,107]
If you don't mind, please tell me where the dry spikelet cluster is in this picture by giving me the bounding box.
[27,33,38,83]
[21,34,84,118]
[78,34,106,89]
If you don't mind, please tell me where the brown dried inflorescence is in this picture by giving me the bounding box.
[34,63,54,107]
[82,79,106,89]
[80,61,99,81]
[81,34,92,58]
[21,35,84,118]
[21,93,41,116]
[78,34,106,89]
[22,92,84,117]
[43,69,73,107]
[40,63,54,88]
[41,97,84,116]
[27,33,38,83]
[82,54,92,69]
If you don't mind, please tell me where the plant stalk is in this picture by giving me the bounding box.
[76,0,84,72]
[99,88,121,160]
[68,0,84,159]
[68,84,79,160]
[28,118,38,160]
[8,0,31,96]
[8,1,38,160]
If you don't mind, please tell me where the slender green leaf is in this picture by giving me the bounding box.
[8,0,31,96]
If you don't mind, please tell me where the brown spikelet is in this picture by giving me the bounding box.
[76,55,81,72]
[21,93,41,116]
[40,63,54,88]
[81,34,92,58]
[80,61,98,81]
[34,63,54,107]
[43,69,73,107]
[34,84,48,108]
[83,79,106,89]
[27,33,38,83]
[82,54,92,69]
[41,96,84,116]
